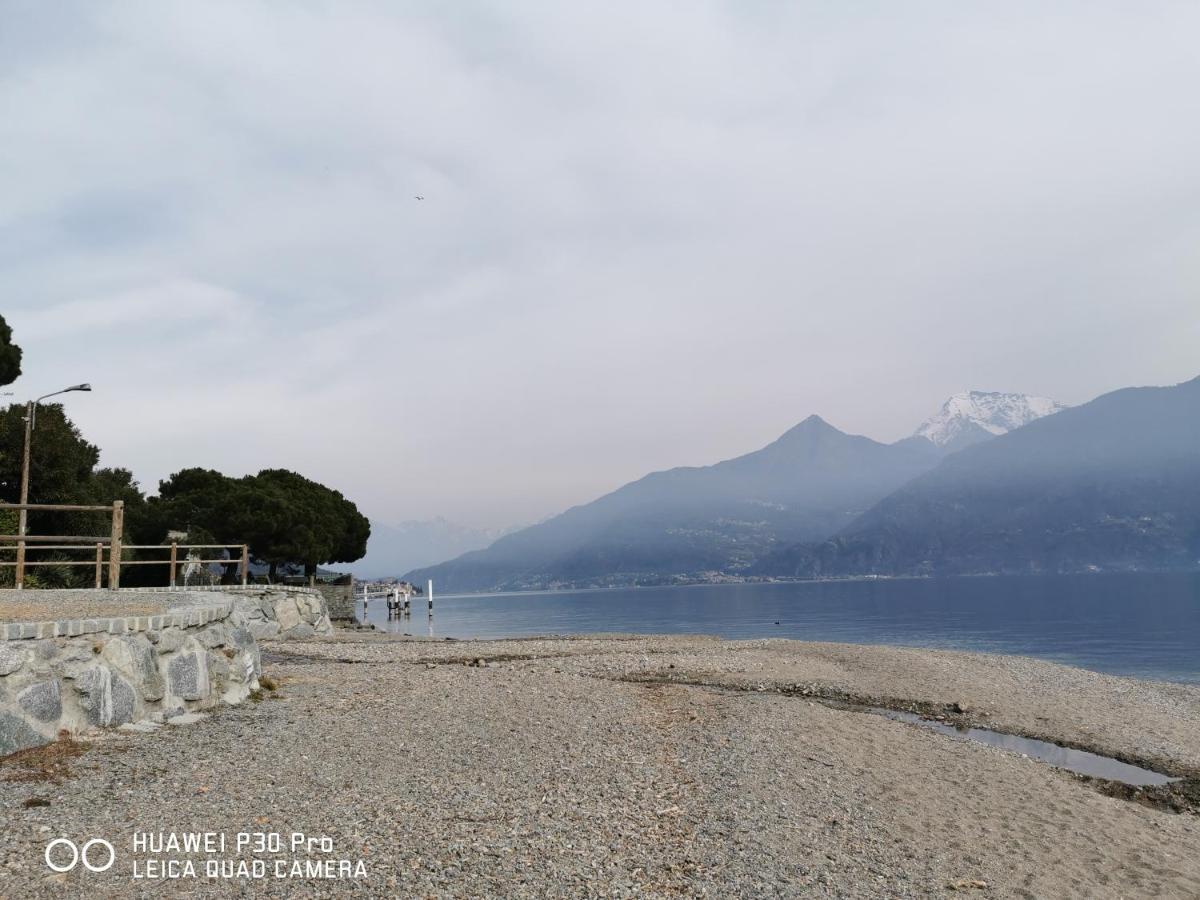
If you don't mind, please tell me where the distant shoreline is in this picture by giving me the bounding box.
[400,568,1199,601]
[355,573,1200,687]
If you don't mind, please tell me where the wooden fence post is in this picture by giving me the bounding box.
[169,542,178,588]
[108,500,124,590]
[241,545,249,586]
[94,543,103,589]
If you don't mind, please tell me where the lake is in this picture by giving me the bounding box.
[356,573,1200,684]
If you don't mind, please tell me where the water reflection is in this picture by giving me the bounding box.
[875,708,1179,787]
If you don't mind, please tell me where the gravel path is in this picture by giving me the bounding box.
[0,633,1197,898]
[0,596,166,623]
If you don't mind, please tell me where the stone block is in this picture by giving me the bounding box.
[227,650,249,683]
[194,625,229,649]
[0,712,46,756]
[168,652,208,701]
[110,676,136,725]
[0,645,28,676]
[102,636,164,702]
[34,642,58,661]
[74,666,137,727]
[154,629,186,654]
[275,598,303,633]
[208,653,231,683]
[246,620,281,639]
[17,681,61,723]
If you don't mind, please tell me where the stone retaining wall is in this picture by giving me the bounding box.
[0,595,260,757]
[315,581,356,622]
[224,586,335,639]
[110,585,336,639]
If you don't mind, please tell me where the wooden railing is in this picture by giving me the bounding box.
[0,501,248,589]
[120,543,250,588]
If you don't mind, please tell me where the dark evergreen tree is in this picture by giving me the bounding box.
[149,466,370,580]
[0,403,99,505]
[0,315,21,388]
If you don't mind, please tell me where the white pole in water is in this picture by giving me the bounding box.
[427,579,434,614]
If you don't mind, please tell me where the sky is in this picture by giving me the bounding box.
[3,1,1199,531]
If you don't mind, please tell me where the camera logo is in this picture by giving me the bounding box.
[44,837,116,873]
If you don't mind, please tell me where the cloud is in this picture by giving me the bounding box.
[2,1,1199,528]
[15,280,253,341]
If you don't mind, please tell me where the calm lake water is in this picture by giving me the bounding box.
[357,573,1200,684]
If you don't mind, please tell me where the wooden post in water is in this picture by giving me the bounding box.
[427,579,434,615]
[108,500,124,590]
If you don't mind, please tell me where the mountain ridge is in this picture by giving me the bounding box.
[398,377,1198,591]
[758,376,1200,577]
[913,390,1067,453]
[404,415,941,592]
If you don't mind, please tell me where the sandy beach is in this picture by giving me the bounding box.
[1,632,1197,898]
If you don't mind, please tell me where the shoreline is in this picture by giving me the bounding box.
[405,568,1200,600]
[2,632,1198,896]
[357,573,1200,686]
[416,625,1200,688]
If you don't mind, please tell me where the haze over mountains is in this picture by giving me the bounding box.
[400,383,1152,592]
[406,416,941,591]
[764,376,1200,578]
[356,518,515,580]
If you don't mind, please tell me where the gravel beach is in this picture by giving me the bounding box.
[1,632,1197,898]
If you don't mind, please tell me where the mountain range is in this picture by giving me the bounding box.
[402,382,1161,592]
[762,376,1200,577]
[406,416,941,591]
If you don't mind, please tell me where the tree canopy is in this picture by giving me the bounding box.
[147,466,371,579]
[0,404,107,585]
[0,403,99,505]
[0,315,20,387]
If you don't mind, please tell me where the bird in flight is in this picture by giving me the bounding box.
[414,195,424,200]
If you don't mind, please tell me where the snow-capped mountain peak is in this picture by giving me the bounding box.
[914,391,1068,451]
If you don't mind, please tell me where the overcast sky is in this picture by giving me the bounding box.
[3,1,1199,530]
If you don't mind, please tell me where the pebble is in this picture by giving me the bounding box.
[0,632,1193,898]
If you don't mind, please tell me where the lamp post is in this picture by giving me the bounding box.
[15,384,92,588]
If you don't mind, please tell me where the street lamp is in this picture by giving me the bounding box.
[14,384,92,588]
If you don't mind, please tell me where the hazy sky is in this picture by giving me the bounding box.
[4,1,1198,530]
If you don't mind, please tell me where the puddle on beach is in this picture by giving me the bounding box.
[872,708,1180,787]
